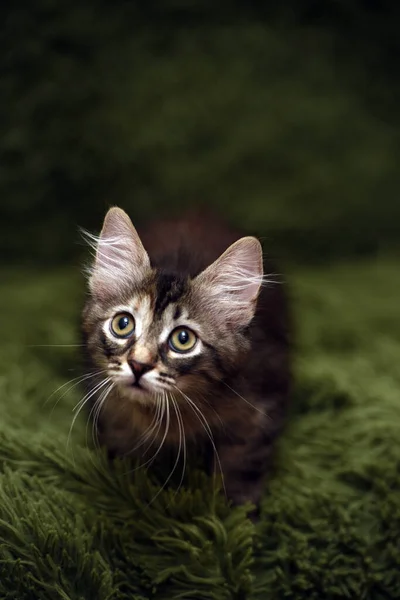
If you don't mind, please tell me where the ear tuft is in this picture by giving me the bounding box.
[85,207,150,298]
[194,236,263,328]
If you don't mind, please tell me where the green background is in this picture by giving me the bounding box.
[1,1,400,598]
[1,0,399,265]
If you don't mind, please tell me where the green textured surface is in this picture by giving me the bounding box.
[1,257,400,599]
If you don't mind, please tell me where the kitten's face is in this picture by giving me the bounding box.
[83,277,245,404]
[82,207,263,408]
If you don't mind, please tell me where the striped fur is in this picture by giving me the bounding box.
[81,208,291,509]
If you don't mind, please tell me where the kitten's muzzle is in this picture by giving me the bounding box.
[128,358,153,382]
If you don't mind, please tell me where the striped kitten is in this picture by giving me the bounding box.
[81,207,291,508]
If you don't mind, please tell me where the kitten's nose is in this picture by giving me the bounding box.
[128,359,153,381]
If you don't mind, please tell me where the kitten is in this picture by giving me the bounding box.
[81,207,291,508]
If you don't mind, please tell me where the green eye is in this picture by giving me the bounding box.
[110,313,135,338]
[169,327,197,353]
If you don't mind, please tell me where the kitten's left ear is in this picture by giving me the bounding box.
[87,207,150,298]
[194,236,263,328]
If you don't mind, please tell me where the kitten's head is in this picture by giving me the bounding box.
[82,207,263,408]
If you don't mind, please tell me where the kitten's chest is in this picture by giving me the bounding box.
[96,387,257,456]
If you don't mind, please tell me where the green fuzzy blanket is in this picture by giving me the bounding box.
[1,257,400,599]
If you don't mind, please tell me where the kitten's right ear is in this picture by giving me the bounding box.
[86,207,150,298]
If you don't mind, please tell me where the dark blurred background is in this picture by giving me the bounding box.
[1,0,399,268]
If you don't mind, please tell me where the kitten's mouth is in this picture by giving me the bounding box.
[120,378,155,397]
[122,378,148,392]
[115,376,170,399]
[131,380,144,390]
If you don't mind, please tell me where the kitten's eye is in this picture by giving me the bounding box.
[110,313,135,338]
[169,327,197,353]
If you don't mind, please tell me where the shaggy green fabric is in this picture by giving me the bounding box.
[1,257,400,599]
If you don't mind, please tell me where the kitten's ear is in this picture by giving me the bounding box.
[87,207,150,298]
[194,237,263,328]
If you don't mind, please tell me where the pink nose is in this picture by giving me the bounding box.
[128,359,153,381]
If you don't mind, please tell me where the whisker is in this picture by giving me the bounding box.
[141,392,166,470]
[123,394,166,474]
[219,380,268,418]
[125,395,162,460]
[66,377,112,458]
[142,394,168,468]
[89,381,115,451]
[142,392,168,470]
[44,369,108,410]
[170,394,187,499]
[140,395,166,460]
[199,393,225,429]
[174,385,226,499]
[147,392,184,507]
[91,381,115,458]
[71,376,111,414]
[28,344,85,348]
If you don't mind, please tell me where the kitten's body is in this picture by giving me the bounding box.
[82,209,291,507]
